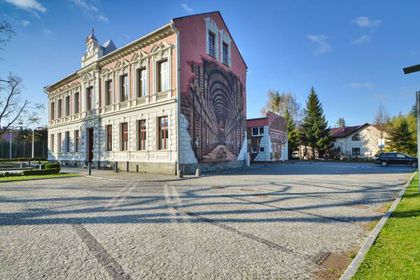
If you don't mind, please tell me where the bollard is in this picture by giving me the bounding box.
[177,169,183,178]
[88,162,92,176]
[115,162,118,173]
[195,168,201,177]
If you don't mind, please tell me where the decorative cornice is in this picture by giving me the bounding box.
[45,23,176,94]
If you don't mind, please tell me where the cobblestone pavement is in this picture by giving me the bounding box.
[0,162,413,279]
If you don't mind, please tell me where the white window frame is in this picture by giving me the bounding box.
[205,17,219,59]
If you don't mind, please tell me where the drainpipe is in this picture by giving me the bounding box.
[172,22,181,176]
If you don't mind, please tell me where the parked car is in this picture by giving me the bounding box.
[374,152,418,167]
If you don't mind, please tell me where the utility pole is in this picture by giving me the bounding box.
[403,64,420,193]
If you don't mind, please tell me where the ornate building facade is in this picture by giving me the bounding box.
[45,12,247,174]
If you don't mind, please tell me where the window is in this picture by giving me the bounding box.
[74,92,80,114]
[208,31,216,57]
[157,59,169,92]
[105,80,112,106]
[158,116,168,150]
[57,99,62,118]
[260,147,265,152]
[74,130,79,152]
[252,127,264,136]
[120,74,129,102]
[50,134,55,153]
[222,42,229,65]
[396,153,407,159]
[137,120,147,150]
[65,96,70,116]
[51,102,55,120]
[352,148,361,156]
[106,125,112,151]
[86,87,93,111]
[352,133,361,141]
[65,131,70,152]
[137,68,147,97]
[252,127,259,136]
[121,122,128,151]
[57,133,62,153]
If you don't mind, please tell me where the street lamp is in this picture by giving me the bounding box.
[28,117,40,159]
[403,64,420,193]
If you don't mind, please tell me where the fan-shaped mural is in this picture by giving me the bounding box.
[181,59,246,163]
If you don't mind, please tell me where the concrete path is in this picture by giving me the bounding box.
[0,162,413,279]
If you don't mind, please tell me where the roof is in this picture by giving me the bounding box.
[329,123,370,138]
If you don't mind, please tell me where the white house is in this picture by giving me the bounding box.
[330,123,386,159]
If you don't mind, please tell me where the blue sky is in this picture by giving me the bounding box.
[1,0,420,127]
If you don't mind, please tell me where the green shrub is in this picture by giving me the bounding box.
[0,172,23,177]
[45,162,61,171]
[22,168,60,176]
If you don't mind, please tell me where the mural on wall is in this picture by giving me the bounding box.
[268,114,288,160]
[181,59,246,163]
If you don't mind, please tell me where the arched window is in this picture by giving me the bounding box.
[352,133,361,141]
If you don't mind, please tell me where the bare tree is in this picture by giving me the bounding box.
[0,20,15,50]
[374,103,390,151]
[336,117,346,128]
[0,74,29,137]
[261,90,301,120]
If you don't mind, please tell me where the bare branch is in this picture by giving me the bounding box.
[0,21,15,50]
[0,74,29,138]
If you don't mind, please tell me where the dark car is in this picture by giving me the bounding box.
[374,152,418,167]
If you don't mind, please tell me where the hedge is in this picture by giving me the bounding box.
[22,168,60,176]
[0,157,47,162]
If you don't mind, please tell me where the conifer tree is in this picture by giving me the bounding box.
[285,109,300,159]
[300,87,331,158]
[387,118,416,155]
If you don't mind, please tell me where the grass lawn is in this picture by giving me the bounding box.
[0,173,79,183]
[353,173,420,280]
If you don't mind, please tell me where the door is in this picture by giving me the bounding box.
[87,128,94,163]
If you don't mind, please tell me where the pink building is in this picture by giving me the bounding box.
[45,11,247,174]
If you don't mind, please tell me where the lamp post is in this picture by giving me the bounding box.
[403,64,420,193]
[9,127,12,159]
[28,117,40,159]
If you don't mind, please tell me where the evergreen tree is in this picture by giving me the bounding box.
[285,109,300,159]
[387,118,416,155]
[300,87,331,158]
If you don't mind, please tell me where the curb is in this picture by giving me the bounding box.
[339,171,416,280]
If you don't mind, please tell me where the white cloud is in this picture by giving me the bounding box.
[97,15,108,23]
[5,0,46,14]
[69,0,98,12]
[347,82,374,89]
[181,3,194,14]
[306,34,332,55]
[43,28,54,36]
[352,16,381,28]
[352,34,371,44]
[21,19,30,26]
[68,0,109,22]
